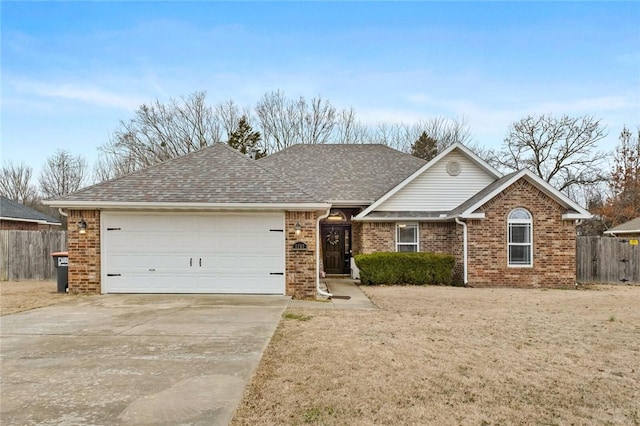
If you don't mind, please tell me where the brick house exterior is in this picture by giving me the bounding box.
[67,210,101,294]
[285,211,318,298]
[1,196,61,230]
[351,144,590,290]
[465,179,577,288]
[46,142,590,298]
[1,220,39,230]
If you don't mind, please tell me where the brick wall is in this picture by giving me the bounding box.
[1,220,39,230]
[358,221,464,284]
[420,222,464,284]
[67,210,101,293]
[285,211,317,299]
[467,178,576,288]
[360,222,395,253]
[351,221,363,255]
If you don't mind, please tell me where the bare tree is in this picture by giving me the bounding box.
[39,150,88,198]
[214,99,256,140]
[594,125,640,226]
[0,161,39,205]
[495,114,608,194]
[255,90,299,152]
[93,151,139,183]
[370,122,412,151]
[371,122,391,146]
[255,91,337,152]
[295,96,336,144]
[415,116,473,151]
[369,117,473,153]
[332,108,370,144]
[97,91,223,178]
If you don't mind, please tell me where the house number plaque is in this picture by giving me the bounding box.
[292,242,308,251]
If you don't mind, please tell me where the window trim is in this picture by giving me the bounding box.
[396,223,419,252]
[507,208,533,267]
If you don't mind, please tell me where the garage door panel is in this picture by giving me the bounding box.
[108,251,193,267]
[200,254,282,271]
[103,212,285,294]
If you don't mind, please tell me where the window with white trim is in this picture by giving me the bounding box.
[396,223,418,252]
[508,208,532,266]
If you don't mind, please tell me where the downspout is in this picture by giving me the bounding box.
[454,217,468,286]
[58,208,68,217]
[316,208,333,298]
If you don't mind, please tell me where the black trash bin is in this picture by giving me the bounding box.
[51,251,69,293]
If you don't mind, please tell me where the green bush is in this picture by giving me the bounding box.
[354,252,455,286]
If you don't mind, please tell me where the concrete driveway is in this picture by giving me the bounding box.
[0,294,289,426]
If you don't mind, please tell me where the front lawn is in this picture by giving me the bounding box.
[232,285,640,425]
[0,281,85,315]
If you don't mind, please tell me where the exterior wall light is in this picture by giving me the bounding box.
[78,219,87,234]
[327,211,346,221]
[294,222,302,237]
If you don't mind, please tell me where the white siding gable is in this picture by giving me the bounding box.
[376,150,497,212]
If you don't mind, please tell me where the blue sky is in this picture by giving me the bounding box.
[2,1,639,175]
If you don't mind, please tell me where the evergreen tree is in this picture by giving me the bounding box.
[410,131,438,161]
[227,116,265,158]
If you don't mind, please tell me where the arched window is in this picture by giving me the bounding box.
[508,208,532,267]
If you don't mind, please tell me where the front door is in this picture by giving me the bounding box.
[322,225,351,274]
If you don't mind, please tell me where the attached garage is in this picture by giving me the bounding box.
[45,144,329,298]
[102,212,286,294]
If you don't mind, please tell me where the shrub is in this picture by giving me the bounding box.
[354,252,455,286]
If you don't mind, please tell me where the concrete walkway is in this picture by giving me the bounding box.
[0,294,289,426]
[289,279,377,310]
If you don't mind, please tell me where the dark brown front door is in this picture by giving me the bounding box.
[322,225,350,274]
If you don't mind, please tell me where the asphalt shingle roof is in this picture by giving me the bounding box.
[258,144,427,203]
[52,143,322,204]
[0,196,61,224]
[606,217,640,233]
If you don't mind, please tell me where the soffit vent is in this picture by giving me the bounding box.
[446,161,461,176]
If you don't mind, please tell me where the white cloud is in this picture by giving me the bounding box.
[9,79,144,110]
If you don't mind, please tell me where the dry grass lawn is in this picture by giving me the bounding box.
[232,285,640,425]
[0,281,83,315]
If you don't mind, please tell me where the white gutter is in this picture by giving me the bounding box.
[454,217,468,286]
[42,200,332,210]
[604,230,638,235]
[326,200,373,206]
[354,216,454,222]
[0,216,61,226]
[316,208,333,298]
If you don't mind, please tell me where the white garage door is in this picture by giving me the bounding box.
[102,212,285,294]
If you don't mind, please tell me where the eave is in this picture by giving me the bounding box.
[0,216,62,226]
[43,201,332,211]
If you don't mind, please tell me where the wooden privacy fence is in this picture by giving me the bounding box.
[577,236,640,284]
[0,230,67,281]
